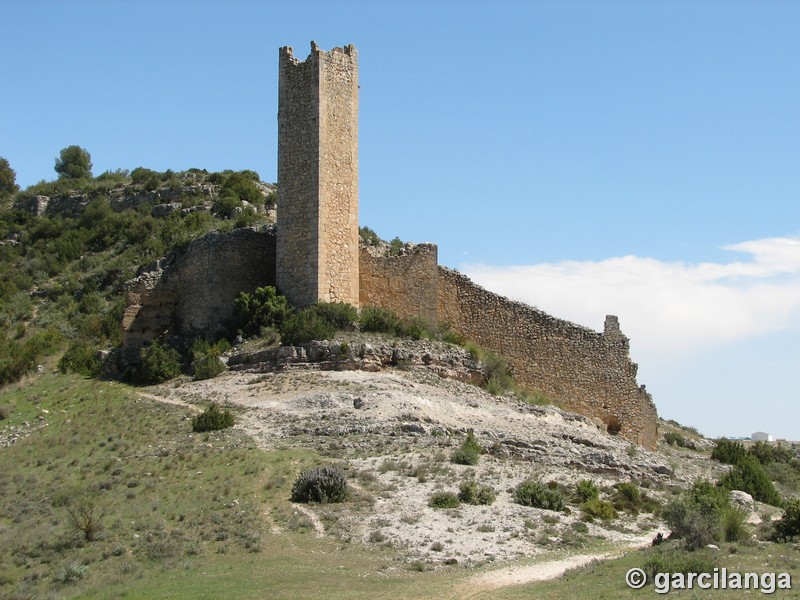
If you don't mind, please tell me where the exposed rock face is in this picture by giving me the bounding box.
[227,337,484,386]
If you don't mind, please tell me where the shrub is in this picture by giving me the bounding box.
[310,301,358,330]
[451,430,482,466]
[750,441,793,465]
[482,351,513,393]
[711,439,748,465]
[280,309,336,345]
[458,481,496,505]
[291,466,348,504]
[581,498,618,521]
[663,499,719,550]
[513,479,565,511]
[664,431,687,447]
[359,226,381,246]
[615,482,641,505]
[233,286,292,337]
[772,499,800,541]
[189,338,230,381]
[719,454,782,506]
[576,480,600,502]
[429,491,461,509]
[359,305,401,334]
[66,497,105,541]
[55,563,88,584]
[664,480,734,550]
[58,342,102,377]
[191,402,235,432]
[135,340,181,384]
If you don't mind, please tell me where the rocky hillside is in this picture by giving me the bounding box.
[143,333,749,569]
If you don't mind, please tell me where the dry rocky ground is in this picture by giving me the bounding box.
[142,336,740,581]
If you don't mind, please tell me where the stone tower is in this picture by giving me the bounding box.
[277,41,360,308]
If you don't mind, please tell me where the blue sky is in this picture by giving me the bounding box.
[2,1,799,440]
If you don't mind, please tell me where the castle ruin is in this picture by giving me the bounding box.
[121,42,658,449]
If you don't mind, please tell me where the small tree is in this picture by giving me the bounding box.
[55,145,93,179]
[0,157,19,199]
[66,497,105,541]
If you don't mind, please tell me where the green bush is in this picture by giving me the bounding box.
[513,479,565,511]
[576,479,600,502]
[280,309,336,346]
[428,491,461,509]
[220,171,263,206]
[664,480,740,550]
[664,431,688,447]
[750,441,793,465]
[359,226,381,246]
[310,301,358,330]
[458,481,496,505]
[135,340,181,385]
[359,305,401,334]
[451,430,482,466]
[482,351,513,393]
[291,466,348,504]
[581,498,617,520]
[189,338,230,381]
[233,286,292,337]
[57,342,102,377]
[711,439,748,465]
[719,454,782,506]
[772,499,800,542]
[191,402,235,432]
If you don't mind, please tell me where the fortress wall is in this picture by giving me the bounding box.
[437,267,657,449]
[121,227,276,349]
[359,244,439,325]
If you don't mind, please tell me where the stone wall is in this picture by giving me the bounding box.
[277,42,359,308]
[122,227,276,350]
[437,267,658,450]
[359,243,439,325]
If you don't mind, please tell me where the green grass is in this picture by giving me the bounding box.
[3,373,799,599]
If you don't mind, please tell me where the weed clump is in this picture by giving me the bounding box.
[450,430,482,466]
[581,498,617,521]
[291,466,348,504]
[458,481,496,505]
[513,479,564,511]
[428,491,461,509]
[576,479,600,502]
[191,402,235,433]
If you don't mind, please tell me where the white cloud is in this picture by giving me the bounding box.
[461,236,800,366]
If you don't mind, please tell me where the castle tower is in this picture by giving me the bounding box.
[277,41,360,308]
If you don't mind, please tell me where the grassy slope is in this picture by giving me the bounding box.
[2,374,799,599]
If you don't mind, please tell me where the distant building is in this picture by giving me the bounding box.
[751,431,774,442]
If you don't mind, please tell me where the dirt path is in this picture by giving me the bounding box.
[292,503,325,538]
[461,532,656,594]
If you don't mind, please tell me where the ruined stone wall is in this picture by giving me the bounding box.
[359,243,439,325]
[122,227,276,350]
[277,42,359,307]
[437,268,658,449]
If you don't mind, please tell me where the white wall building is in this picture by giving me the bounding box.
[751,431,774,442]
